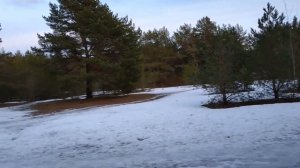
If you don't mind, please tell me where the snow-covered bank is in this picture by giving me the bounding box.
[0,87,300,168]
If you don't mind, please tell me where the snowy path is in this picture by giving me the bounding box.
[1,86,300,168]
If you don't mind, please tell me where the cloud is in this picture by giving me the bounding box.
[1,31,43,53]
[4,0,45,7]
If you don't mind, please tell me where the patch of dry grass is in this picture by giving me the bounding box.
[31,94,157,116]
[0,102,24,108]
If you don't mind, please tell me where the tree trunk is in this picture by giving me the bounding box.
[83,39,93,99]
[272,80,279,100]
[86,62,93,99]
[221,86,228,105]
[222,93,228,105]
[274,90,279,100]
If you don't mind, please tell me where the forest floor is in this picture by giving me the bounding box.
[0,102,25,108]
[30,94,160,116]
[205,97,300,109]
[0,94,160,116]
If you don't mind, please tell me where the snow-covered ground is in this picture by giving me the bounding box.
[1,86,300,168]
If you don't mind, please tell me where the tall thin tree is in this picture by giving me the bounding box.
[0,23,2,44]
[35,0,140,98]
[252,3,292,100]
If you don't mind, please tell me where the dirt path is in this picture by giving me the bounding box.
[0,102,25,108]
[31,94,160,116]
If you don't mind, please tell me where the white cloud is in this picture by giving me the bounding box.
[1,0,299,52]
[1,32,41,53]
[4,0,45,7]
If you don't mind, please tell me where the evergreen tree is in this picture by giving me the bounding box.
[174,17,251,104]
[34,0,140,98]
[202,25,249,105]
[140,27,181,87]
[291,17,300,91]
[0,53,17,102]
[173,17,219,85]
[252,3,292,100]
[0,51,61,102]
[194,17,218,63]
[0,23,2,44]
[173,24,198,84]
[174,24,195,61]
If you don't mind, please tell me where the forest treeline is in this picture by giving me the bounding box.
[0,1,300,104]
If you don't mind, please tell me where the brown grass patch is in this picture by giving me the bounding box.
[31,94,158,116]
[0,102,24,108]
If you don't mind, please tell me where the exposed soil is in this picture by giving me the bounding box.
[0,102,24,108]
[204,97,300,109]
[31,94,159,116]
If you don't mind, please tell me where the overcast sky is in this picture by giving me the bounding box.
[0,0,299,53]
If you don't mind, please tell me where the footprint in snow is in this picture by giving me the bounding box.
[137,137,149,141]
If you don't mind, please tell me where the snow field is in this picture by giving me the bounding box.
[0,86,300,168]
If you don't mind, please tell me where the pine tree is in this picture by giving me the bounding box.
[173,24,198,84]
[0,23,2,44]
[252,3,292,100]
[140,27,181,87]
[291,17,300,91]
[202,25,248,105]
[173,17,219,85]
[34,0,140,98]
[194,17,218,66]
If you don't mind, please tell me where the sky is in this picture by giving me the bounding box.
[0,0,299,53]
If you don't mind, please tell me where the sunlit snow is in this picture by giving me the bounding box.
[1,86,300,168]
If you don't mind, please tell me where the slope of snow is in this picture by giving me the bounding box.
[136,85,195,94]
[1,87,300,168]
